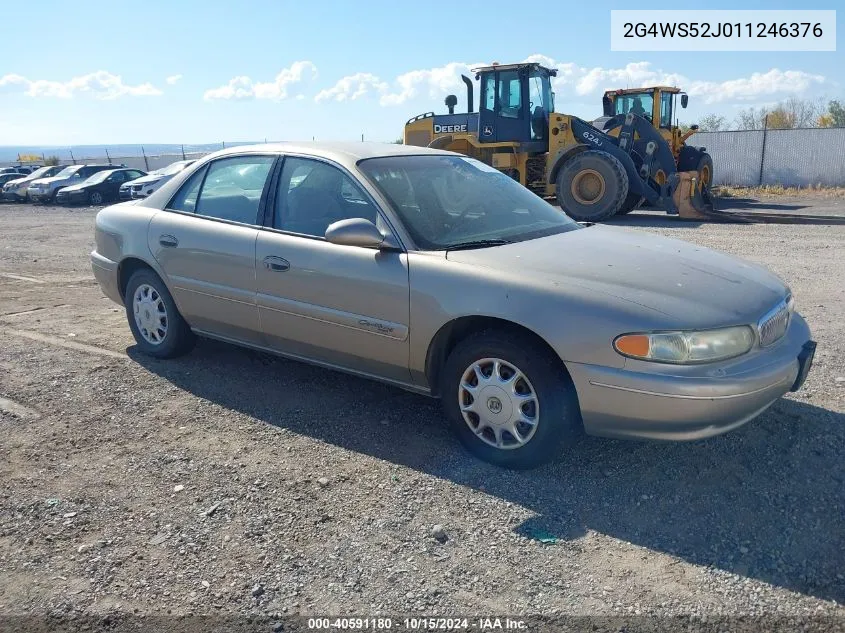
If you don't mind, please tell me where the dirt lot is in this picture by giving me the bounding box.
[0,199,844,630]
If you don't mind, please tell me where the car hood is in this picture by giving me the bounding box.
[5,176,29,186]
[446,225,788,327]
[60,183,89,192]
[131,174,164,185]
[33,176,72,186]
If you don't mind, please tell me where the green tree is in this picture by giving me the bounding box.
[826,100,845,127]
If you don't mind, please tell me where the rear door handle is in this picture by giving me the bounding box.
[159,234,179,248]
[263,256,290,272]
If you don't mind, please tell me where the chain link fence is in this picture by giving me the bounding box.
[693,127,845,187]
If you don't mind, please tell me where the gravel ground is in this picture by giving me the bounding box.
[0,199,843,631]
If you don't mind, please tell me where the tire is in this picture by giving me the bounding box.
[124,268,195,359]
[89,190,104,205]
[439,329,582,469]
[50,189,60,203]
[555,150,629,222]
[696,153,714,190]
[616,192,643,215]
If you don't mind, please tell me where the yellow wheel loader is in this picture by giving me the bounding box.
[403,62,716,222]
[598,86,714,214]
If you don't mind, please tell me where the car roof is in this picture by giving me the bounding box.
[198,141,454,166]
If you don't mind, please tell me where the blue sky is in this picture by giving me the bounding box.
[0,0,841,146]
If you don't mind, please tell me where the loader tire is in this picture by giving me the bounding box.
[556,150,628,222]
[697,153,714,190]
[616,192,643,215]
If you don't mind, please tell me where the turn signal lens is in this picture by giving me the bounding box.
[613,334,650,357]
[614,326,755,364]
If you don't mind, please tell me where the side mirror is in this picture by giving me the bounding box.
[325,218,396,250]
[680,94,689,108]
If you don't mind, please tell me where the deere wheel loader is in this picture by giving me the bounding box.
[403,62,716,222]
[597,86,714,214]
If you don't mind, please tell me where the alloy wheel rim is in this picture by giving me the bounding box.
[133,283,168,345]
[458,357,540,450]
[91,191,103,204]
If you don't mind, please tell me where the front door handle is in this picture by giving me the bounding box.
[263,256,290,272]
[159,234,179,248]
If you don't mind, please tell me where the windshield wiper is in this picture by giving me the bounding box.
[439,239,512,251]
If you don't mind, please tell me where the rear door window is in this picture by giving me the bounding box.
[169,156,275,224]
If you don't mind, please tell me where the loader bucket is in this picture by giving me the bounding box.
[672,171,718,220]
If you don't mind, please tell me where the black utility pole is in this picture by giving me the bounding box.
[758,114,769,186]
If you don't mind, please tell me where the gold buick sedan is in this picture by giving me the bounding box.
[91,143,815,469]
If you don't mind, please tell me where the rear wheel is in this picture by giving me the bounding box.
[439,330,582,469]
[556,150,628,222]
[124,269,195,358]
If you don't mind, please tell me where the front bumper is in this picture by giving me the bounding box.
[90,251,123,305]
[568,313,814,441]
[27,189,53,202]
[57,190,87,204]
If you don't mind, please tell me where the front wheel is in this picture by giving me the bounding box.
[89,190,104,205]
[440,330,582,469]
[616,192,643,215]
[124,269,195,358]
[556,150,629,222]
[696,153,714,191]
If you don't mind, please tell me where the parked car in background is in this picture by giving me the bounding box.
[0,167,28,176]
[129,160,195,199]
[56,168,147,205]
[120,167,163,200]
[10,165,42,174]
[2,165,65,201]
[27,164,119,203]
[89,143,815,469]
[0,173,26,190]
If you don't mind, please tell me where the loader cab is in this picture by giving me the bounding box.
[476,62,556,148]
[602,86,684,130]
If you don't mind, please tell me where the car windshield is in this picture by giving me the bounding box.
[358,155,581,250]
[84,170,116,184]
[54,165,81,178]
[161,161,191,176]
[27,166,54,179]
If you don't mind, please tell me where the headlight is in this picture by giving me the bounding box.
[614,325,755,364]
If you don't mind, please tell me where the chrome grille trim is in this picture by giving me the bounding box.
[758,296,791,347]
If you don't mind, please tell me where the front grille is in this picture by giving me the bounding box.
[758,297,791,347]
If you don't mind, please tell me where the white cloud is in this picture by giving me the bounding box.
[0,71,162,99]
[166,74,183,85]
[523,55,827,105]
[379,62,485,106]
[686,69,827,104]
[315,72,389,103]
[204,61,317,101]
[366,55,828,109]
